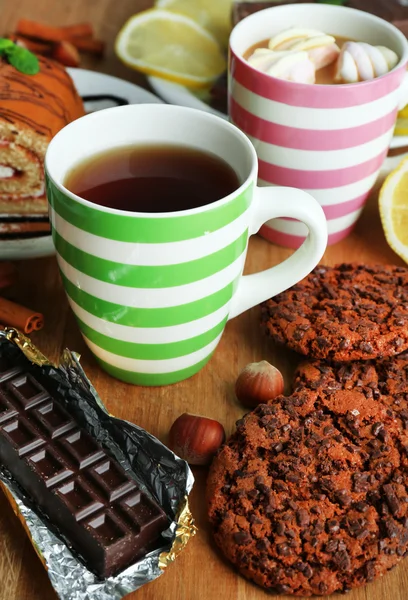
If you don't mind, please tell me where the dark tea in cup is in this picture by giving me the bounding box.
[64,144,240,213]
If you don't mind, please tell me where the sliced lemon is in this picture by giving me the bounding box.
[379,155,408,264]
[398,104,408,119]
[156,0,232,48]
[115,9,226,88]
[395,117,408,135]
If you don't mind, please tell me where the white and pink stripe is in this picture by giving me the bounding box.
[229,3,408,248]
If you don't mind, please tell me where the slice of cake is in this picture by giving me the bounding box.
[0,54,84,215]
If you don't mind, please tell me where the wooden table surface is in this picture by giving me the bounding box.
[1,0,408,599]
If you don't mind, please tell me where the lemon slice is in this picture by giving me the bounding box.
[398,104,408,119]
[155,0,233,48]
[379,155,408,264]
[395,117,408,135]
[115,9,226,88]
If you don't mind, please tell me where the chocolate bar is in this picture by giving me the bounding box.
[0,351,168,578]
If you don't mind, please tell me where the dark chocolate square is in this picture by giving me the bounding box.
[31,401,76,440]
[58,429,106,469]
[0,390,18,424]
[0,357,22,383]
[119,492,166,535]
[88,460,137,502]
[0,346,168,578]
[84,510,128,546]
[7,374,49,410]
[54,477,104,521]
[1,417,45,457]
[27,447,74,488]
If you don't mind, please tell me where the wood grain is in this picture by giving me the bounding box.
[1,0,408,599]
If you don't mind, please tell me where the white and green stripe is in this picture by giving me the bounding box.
[59,273,238,327]
[47,177,253,385]
[86,333,223,376]
[52,228,248,288]
[47,179,253,242]
[96,355,216,386]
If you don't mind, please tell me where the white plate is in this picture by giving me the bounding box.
[1,68,162,261]
[148,76,227,120]
[148,75,408,154]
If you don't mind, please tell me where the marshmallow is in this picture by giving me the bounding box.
[247,48,281,71]
[246,27,400,86]
[268,28,326,50]
[247,48,315,84]
[268,27,340,70]
[308,44,342,71]
[335,41,399,83]
[377,46,400,70]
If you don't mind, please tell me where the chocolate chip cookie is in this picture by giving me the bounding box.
[294,352,408,397]
[293,352,408,438]
[207,389,408,596]
[261,263,408,361]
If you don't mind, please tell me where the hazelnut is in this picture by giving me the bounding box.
[168,413,225,466]
[235,360,284,408]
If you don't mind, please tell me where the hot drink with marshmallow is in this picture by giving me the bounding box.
[245,28,399,84]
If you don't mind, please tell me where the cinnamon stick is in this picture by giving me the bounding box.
[16,19,93,43]
[0,297,44,333]
[51,40,80,67]
[60,22,94,39]
[69,37,105,56]
[7,33,51,55]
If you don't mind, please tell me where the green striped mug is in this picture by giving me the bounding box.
[45,104,327,386]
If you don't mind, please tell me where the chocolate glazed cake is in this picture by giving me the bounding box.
[0,55,84,215]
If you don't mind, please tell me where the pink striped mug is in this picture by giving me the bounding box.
[229,4,408,247]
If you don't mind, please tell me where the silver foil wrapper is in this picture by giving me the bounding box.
[0,329,196,600]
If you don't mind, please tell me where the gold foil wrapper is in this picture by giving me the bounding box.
[159,497,197,568]
[4,327,53,367]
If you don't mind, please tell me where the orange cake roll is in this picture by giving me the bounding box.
[0,55,84,215]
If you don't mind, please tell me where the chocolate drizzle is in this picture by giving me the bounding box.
[0,56,83,134]
[0,107,49,136]
[0,55,84,213]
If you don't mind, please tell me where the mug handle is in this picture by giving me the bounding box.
[389,71,408,150]
[228,186,327,320]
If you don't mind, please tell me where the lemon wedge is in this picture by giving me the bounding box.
[395,117,408,135]
[398,104,408,119]
[115,9,226,88]
[379,155,408,264]
[155,0,233,48]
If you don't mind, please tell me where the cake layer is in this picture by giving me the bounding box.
[0,55,84,215]
[0,142,43,197]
